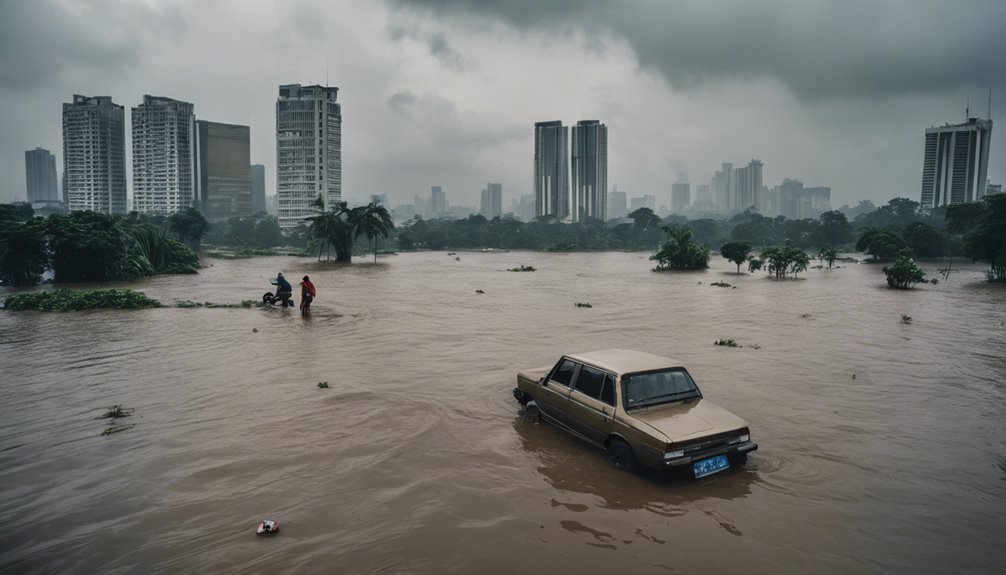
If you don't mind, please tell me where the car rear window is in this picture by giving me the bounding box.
[622,368,699,409]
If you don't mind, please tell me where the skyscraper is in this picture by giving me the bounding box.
[534,121,569,219]
[63,95,126,214]
[733,160,763,212]
[276,84,341,230]
[132,95,195,215]
[608,187,627,219]
[920,117,993,207]
[196,120,252,219]
[430,186,446,214]
[481,183,502,219]
[571,120,608,222]
[24,147,58,203]
[671,183,690,213]
[251,164,266,213]
[712,163,733,212]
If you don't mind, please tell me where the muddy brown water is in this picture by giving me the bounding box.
[1,252,1004,574]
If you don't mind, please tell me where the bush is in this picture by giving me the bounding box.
[3,289,162,311]
[883,256,926,289]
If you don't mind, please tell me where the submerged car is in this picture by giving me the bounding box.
[513,349,757,478]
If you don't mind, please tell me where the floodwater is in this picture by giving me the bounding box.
[1,251,1004,574]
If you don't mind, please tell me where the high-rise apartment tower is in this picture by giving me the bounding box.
[132,95,195,215]
[276,84,342,229]
[534,121,569,219]
[481,183,502,219]
[62,95,126,214]
[25,147,58,203]
[571,120,607,222]
[920,117,993,207]
[196,120,252,219]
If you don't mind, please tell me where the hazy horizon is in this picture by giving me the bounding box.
[1,0,1004,211]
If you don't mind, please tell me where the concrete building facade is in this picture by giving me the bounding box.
[733,159,763,212]
[534,120,569,220]
[276,84,341,229]
[251,164,266,213]
[920,117,993,208]
[25,147,58,203]
[63,95,126,214]
[196,120,252,219]
[481,183,502,219]
[132,95,195,215]
[570,120,607,222]
[671,182,690,213]
[608,188,627,219]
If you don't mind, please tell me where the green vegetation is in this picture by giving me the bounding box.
[354,201,396,263]
[168,207,210,251]
[204,211,283,250]
[758,246,811,279]
[575,302,593,308]
[3,289,162,311]
[101,424,135,436]
[714,339,738,347]
[174,300,264,308]
[710,281,732,288]
[719,241,752,273]
[651,226,710,271]
[305,197,395,263]
[318,381,330,389]
[947,194,1006,282]
[883,256,927,289]
[901,314,913,325]
[99,405,134,419]
[508,265,536,272]
[818,245,839,268]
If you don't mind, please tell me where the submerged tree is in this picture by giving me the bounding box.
[169,207,210,251]
[883,256,926,289]
[818,245,838,269]
[0,217,49,286]
[352,202,395,263]
[719,241,752,273]
[957,194,1006,282]
[651,226,710,271]
[759,246,810,279]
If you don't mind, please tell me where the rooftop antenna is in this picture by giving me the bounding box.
[966,94,970,120]
[326,59,329,87]
[988,87,992,121]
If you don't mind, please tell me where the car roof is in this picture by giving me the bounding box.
[564,348,683,375]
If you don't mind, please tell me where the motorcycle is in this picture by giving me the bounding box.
[263,279,295,307]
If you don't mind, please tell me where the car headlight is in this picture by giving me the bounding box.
[663,449,684,459]
[739,434,750,443]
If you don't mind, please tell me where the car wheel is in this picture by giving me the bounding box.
[607,440,636,472]
[522,404,540,423]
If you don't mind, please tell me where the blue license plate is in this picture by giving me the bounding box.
[693,454,730,478]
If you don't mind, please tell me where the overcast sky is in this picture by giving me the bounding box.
[1,0,1004,211]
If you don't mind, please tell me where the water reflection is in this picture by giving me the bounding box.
[511,415,756,512]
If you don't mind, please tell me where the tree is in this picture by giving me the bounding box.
[719,241,752,273]
[814,210,853,247]
[628,207,661,230]
[759,246,810,279]
[818,245,838,269]
[902,221,947,258]
[883,256,926,289]
[959,194,1006,282]
[748,258,763,273]
[0,217,49,286]
[856,226,906,260]
[169,207,210,251]
[46,212,129,282]
[651,226,710,271]
[351,202,396,263]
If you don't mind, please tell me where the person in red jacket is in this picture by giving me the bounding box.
[300,275,317,314]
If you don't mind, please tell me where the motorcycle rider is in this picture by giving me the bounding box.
[273,272,293,306]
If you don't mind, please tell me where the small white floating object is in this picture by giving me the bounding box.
[257,518,279,535]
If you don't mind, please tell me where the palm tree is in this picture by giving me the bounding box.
[818,245,839,268]
[351,202,395,263]
[305,195,337,261]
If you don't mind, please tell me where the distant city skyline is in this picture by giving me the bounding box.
[2,1,1004,211]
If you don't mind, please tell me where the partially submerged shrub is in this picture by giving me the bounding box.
[3,289,161,311]
[714,339,739,347]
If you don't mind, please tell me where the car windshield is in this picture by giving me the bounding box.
[622,368,699,409]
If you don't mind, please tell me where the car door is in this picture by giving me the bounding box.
[538,358,577,424]
[566,365,616,445]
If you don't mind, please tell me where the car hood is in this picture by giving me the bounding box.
[518,366,552,383]
[629,399,747,443]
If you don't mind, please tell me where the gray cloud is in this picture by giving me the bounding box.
[387,23,467,72]
[389,0,1006,99]
[0,0,186,91]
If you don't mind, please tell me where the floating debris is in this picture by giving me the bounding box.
[710,281,732,288]
[901,314,913,325]
[98,405,134,419]
[475,289,485,294]
[575,302,593,308]
[317,381,329,389]
[101,423,135,436]
[714,339,739,347]
[800,313,811,319]
[257,519,279,535]
[252,327,259,333]
[508,265,536,272]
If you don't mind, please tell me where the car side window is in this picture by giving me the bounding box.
[550,359,576,387]
[573,365,607,402]
[600,374,615,406]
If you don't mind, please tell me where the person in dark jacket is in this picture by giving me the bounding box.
[272,272,293,306]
